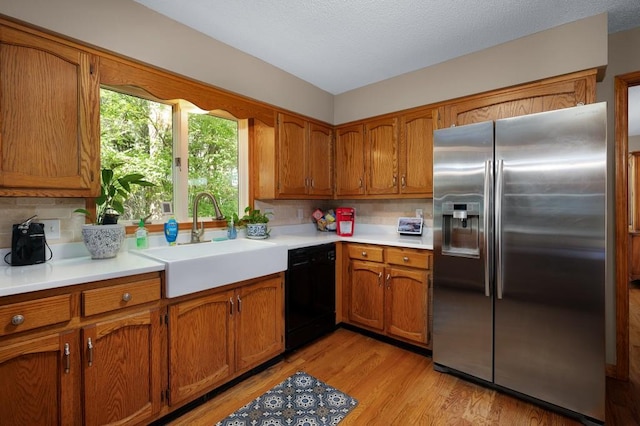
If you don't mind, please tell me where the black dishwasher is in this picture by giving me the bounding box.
[285,243,336,351]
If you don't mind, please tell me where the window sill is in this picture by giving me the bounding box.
[124,219,227,235]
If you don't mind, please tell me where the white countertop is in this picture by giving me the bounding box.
[0,252,165,297]
[0,223,432,298]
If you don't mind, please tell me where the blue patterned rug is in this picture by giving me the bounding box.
[216,371,358,426]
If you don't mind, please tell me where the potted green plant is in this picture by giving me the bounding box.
[234,206,272,239]
[75,167,155,258]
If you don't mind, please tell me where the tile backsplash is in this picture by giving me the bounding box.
[255,198,433,227]
[0,197,86,249]
[0,197,433,249]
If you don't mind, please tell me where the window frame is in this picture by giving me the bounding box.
[99,87,248,232]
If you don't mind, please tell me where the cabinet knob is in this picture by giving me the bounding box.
[11,314,25,326]
[122,292,132,302]
[362,251,367,257]
[403,256,409,262]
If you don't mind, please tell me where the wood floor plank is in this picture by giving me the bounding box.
[169,285,640,425]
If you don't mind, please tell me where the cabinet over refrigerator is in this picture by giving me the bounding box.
[432,103,606,424]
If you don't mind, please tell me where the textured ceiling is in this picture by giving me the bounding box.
[133,0,640,95]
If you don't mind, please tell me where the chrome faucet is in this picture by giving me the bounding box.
[191,192,225,243]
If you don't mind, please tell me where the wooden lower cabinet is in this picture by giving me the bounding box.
[0,330,81,425]
[346,244,432,348]
[349,260,385,330]
[168,274,284,407]
[0,272,163,426]
[235,276,284,371]
[0,271,285,424]
[385,266,428,344]
[168,290,235,406]
[83,308,163,426]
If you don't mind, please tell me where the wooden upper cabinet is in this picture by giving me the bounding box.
[308,122,333,196]
[278,114,308,196]
[0,25,99,197]
[335,124,366,197]
[265,112,333,199]
[366,117,398,195]
[444,69,596,127]
[400,108,437,196]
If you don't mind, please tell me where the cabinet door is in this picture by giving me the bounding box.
[235,276,284,372]
[444,70,596,127]
[0,330,80,425]
[335,124,366,196]
[308,122,333,196]
[277,113,308,196]
[385,266,428,345]
[83,309,162,426]
[168,291,234,406]
[400,109,436,195]
[366,117,398,195]
[349,260,385,330]
[0,26,99,196]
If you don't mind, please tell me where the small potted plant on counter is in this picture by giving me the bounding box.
[234,206,272,239]
[75,166,154,258]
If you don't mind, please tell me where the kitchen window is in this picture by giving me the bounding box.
[100,88,247,224]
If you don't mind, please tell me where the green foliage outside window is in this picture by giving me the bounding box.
[188,113,238,220]
[100,88,239,222]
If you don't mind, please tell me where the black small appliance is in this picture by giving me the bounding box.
[7,215,48,266]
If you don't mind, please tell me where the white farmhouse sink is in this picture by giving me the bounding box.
[135,239,287,298]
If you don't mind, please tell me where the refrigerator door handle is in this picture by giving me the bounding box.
[495,159,504,299]
[483,160,492,297]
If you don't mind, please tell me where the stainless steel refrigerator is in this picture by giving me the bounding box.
[432,102,606,423]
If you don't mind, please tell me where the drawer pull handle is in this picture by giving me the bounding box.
[386,273,391,289]
[362,251,367,257]
[122,293,132,302]
[64,343,71,374]
[237,295,242,313]
[378,272,383,287]
[403,256,409,262]
[11,314,25,326]
[229,297,234,315]
[87,338,93,367]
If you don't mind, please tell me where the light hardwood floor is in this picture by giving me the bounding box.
[170,288,640,425]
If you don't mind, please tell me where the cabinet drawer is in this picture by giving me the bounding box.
[0,294,72,336]
[348,244,384,262]
[385,248,431,269]
[82,278,161,317]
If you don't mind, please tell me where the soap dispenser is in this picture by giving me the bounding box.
[136,218,148,249]
[164,216,178,245]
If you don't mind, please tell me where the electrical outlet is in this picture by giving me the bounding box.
[297,209,304,219]
[40,219,61,239]
[416,209,423,218]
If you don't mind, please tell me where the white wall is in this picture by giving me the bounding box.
[0,0,335,123]
[0,1,607,126]
[334,13,608,124]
